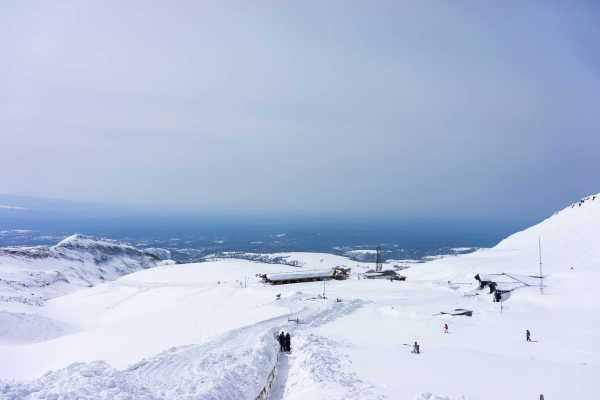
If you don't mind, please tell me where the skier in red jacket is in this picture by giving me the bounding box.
[444,323,448,333]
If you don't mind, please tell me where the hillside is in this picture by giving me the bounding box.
[0,195,598,399]
[404,193,600,292]
[0,234,173,307]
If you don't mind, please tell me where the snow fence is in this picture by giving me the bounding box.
[255,346,279,400]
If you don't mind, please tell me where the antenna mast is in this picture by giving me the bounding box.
[538,237,543,294]
[376,246,383,272]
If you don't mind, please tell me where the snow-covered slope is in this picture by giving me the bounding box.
[404,193,600,288]
[494,193,599,271]
[0,195,598,399]
[0,234,173,307]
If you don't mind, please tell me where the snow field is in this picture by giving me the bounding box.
[1,194,599,399]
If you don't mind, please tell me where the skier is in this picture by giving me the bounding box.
[494,291,502,302]
[526,329,531,342]
[444,323,448,333]
[412,341,420,354]
[285,332,291,353]
[279,331,285,352]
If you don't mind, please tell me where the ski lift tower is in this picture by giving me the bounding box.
[376,246,383,272]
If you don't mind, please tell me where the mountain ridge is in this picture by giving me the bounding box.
[0,234,174,306]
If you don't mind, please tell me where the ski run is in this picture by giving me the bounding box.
[1,194,599,399]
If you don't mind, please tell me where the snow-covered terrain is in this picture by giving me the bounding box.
[0,195,598,399]
[0,234,173,308]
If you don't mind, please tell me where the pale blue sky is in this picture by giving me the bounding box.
[1,1,599,222]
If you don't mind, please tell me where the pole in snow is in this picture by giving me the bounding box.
[538,237,543,295]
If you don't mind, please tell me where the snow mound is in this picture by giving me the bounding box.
[0,329,279,400]
[0,361,156,400]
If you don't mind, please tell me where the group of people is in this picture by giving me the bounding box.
[411,325,533,356]
[278,331,292,353]
[411,323,448,355]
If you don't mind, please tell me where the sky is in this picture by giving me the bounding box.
[1,1,599,224]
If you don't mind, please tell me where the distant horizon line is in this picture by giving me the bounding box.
[0,192,576,225]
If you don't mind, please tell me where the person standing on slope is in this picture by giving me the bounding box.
[526,329,531,342]
[279,331,285,352]
[444,323,448,334]
[285,332,291,353]
[412,341,420,354]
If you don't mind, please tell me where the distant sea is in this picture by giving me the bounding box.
[0,213,515,263]
[0,193,531,264]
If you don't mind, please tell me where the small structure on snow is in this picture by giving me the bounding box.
[363,269,406,281]
[437,308,473,317]
[474,272,540,301]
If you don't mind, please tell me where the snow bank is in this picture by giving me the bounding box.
[0,361,155,400]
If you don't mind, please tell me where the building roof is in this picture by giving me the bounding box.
[265,269,335,281]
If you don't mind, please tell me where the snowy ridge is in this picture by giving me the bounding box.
[0,234,174,306]
[563,193,598,211]
[493,192,600,273]
[409,192,600,285]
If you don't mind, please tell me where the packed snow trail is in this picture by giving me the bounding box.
[274,333,384,400]
[122,299,370,400]
[270,299,385,400]
[269,352,289,399]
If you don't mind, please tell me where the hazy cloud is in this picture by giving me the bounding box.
[1,1,599,222]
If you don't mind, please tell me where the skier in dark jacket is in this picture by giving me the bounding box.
[412,341,420,354]
[526,329,531,342]
[285,332,291,352]
[279,331,285,352]
[494,291,502,302]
